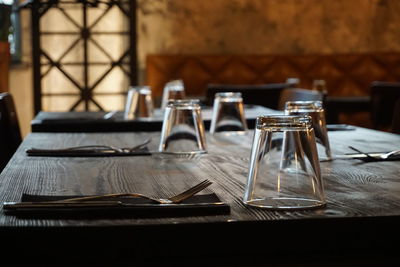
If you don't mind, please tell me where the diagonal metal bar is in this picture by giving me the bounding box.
[57,6,82,30]
[118,63,130,77]
[88,50,130,92]
[88,3,113,30]
[41,50,84,92]
[89,37,114,61]
[38,0,59,19]
[89,97,104,110]
[41,65,53,79]
[113,0,130,17]
[58,37,81,62]
[69,98,84,111]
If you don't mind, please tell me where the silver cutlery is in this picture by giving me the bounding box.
[58,179,212,204]
[375,150,400,159]
[27,138,152,154]
[348,146,400,160]
[4,179,213,209]
[103,110,118,120]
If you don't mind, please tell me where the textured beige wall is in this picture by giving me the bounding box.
[137,0,400,80]
[10,0,400,136]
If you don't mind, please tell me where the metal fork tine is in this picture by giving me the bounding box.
[168,179,212,203]
[167,180,209,202]
[48,179,212,204]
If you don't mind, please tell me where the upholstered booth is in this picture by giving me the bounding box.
[146,53,400,99]
[370,81,400,131]
[146,53,400,126]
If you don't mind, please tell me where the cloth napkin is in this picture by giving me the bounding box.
[26,147,152,157]
[4,193,230,219]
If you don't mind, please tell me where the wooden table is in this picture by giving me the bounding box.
[31,105,279,132]
[1,128,400,265]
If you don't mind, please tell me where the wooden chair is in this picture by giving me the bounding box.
[370,81,400,130]
[278,88,323,110]
[0,93,22,171]
[391,99,400,134]
[206,83,290,109]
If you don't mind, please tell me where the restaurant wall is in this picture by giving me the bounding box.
[10,0,400,136]
[137,0,400,81]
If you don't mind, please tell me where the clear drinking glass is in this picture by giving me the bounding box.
[286,77,300,88]
[285,101,331,160]
[160,80,186,109]
[124,86,154,119]
[210,92,248,135]
[159,99,206,154]
[243,115,325,210]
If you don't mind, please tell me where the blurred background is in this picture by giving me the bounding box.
[2,0,400,136]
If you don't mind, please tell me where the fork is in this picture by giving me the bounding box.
[27,138,152,154]
[348,146,400,160]
[377,150,400,159]
[55,179,213,204]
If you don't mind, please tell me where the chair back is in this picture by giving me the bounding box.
[206,83,290,109]
[391,99,400,134]
[278,88,323,110]
[370,81,400,130]
[0,93,22,171]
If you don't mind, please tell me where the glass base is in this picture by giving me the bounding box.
[244,197,326,210]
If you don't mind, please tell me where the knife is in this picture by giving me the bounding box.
[3,201,122,209]
[3,201,228,210]
[329,152,400,160]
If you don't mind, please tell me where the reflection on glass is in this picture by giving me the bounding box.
[124,86,154,119]
[210,92,247,135]
[161,80,185,109]
[243,115,325,210]
[159,99,206,154]
[285,101,331,160]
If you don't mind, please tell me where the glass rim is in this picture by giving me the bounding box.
[129,85,150,91]
[167,85,185,91]
[284,100,323,111]
[166,99,200,107]
[256,115,312,129]
[215,92,242,98]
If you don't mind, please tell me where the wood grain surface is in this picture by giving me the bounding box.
[1,128,400,265]
[1,128,400,226]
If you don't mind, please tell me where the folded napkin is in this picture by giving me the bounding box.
[26,147,151,157]
[3,193,230,219]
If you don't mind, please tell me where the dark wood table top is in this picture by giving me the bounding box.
[1,128,400,265]
[31,104,280,132]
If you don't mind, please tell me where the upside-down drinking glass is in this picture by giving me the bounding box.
[124,86,154,119]
[285,101,331,160]
[160,80,186,109]
[210,92,247,135]
[159,99,206,154]
[243,115,325,210]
